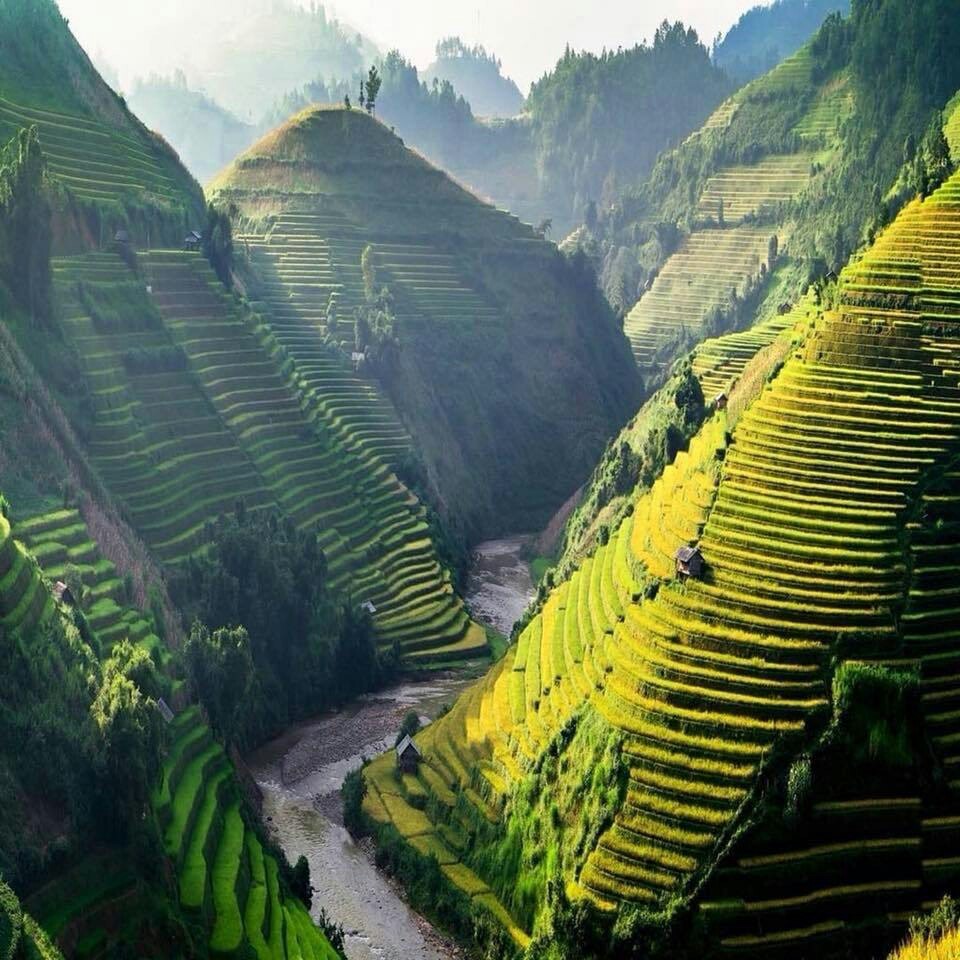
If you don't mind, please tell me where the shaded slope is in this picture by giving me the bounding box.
[361,165,960,958]
[0,0,202,237]
[212,107,641,539]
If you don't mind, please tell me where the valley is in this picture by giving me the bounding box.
[3,1,960,959]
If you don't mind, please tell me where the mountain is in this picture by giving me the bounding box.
[127,71,259,184]
[359,147,960,960]
[572,0,960,394]
[275,27,732,241]
[714,0,851,82]
[0,0,204,243]
[422,37,524,118]
[209,105,642,541]
[353,2,960,956]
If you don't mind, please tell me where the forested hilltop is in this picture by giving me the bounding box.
[713,0,850,82]
[422,37,524,118]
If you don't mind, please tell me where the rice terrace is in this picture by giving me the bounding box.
[4,0,960,958]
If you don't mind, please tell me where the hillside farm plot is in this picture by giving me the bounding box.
[624,225,774,370]
[364,169,960,945]
[697,154,815,224]
[16,507,166,661]
[0,95,185,207]
[142,250,486,663]
[52,254,274,564]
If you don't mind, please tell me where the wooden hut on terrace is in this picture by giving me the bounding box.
[184,230,202,251]
[396,734,422,773]
[675,545,704,580]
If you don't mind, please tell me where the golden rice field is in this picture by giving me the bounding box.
[363,167,960,951]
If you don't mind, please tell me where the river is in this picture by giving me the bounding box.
[247,538,537,960]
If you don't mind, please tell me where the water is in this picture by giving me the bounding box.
[248,678,471,960]
[463,536,536,635]
[247,537,537,959]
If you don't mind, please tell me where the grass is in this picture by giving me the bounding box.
[210,804,246,953]
[890,926,960,960]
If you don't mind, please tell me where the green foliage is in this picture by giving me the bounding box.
[0,126,51,321]
[342,768,367,837]
[395,710,421,745]
[183,623,255,747]
[365,66,382,114]
[202,202,236,286]
[291,855,312,909]
[830,662,920,768]
[121,345,187,375]
[424,37,523,118]
[909,896,960,943]
[463,712,626,931]
[170,508,382,746]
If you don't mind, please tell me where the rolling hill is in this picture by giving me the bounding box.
[357,87,960,960]
[210,105,642,540]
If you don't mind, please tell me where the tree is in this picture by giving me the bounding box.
[395,709,421,744]
[365,65,382,113]
[202,202,237,286]
[0,126,51,323]
[767,234,779,270]
[184,622,255,745]
[359,79,366,111]
[292,855,312,908]
[536,218,553,239]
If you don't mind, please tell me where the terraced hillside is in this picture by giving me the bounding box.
[623,48,850,380]
[0,0,201,231]
[0,512,55,637]
[52,254,275,565]
[212,106,642,538]
[153,708,338,960]
[140,249,484,661]
[361,167,960,957]
[15,507,166,664]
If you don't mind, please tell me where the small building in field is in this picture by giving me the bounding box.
[156,698,175,724]
[361,599,377,615]
[52,580,77,607]
[184,230,202,251]
[675,545,704,580]
[113,229,130,245]
[395,734,422,773]
[714,392,728,411]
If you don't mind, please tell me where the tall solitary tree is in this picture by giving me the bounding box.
[365,65,382,113]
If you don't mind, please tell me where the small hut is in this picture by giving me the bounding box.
[395,734,422,773]
[184,230,202,251]
[675,545,704,580]
[52,580,77,607]
[361,599,377,615]
[113,229,130,246]
[714,392,728,411]
[156,698,175,724]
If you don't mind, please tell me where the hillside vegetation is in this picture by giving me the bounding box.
[211,106,642,539]
[358,146,960,960]
[574,0,960,398]
[423,38,524,119]
[713,0,850,82]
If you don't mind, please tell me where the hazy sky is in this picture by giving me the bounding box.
[57,0,761,92]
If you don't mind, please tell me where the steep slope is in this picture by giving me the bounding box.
[360,163,960,959]
[211,106,641,539]
[582,0,960,381]
[0,0,202,238]
[0,882,63,960]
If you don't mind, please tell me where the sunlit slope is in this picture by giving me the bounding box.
[211,106,642,537]
[153,707,339,960]
[625,47,852,378]
[364,169,960,945]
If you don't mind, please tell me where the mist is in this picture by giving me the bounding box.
[57,0,760,94]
